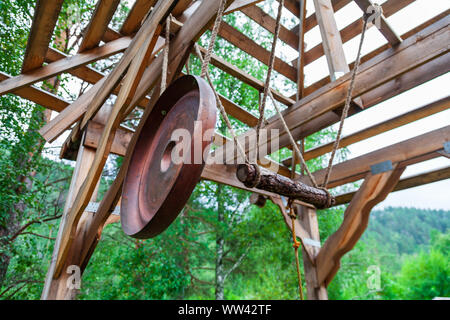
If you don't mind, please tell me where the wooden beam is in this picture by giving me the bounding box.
[226,0,263,13]
[0,71,68,112]
[39,36,165,143]
[313,0,351,81]
[334,166,450,206]
[217,21,298,82]
[72,0,239,281]
[297,205,328,300]
[282,95,450,166]
[290,0,352,36]
[53,0,176,277]
[197,46,295,106]
[316,165,405,286]
[44,46,154,108]
[300,0,414,68]
[312,0,363,108]
[241,5,298,50]
[212,17,450,163]
[354,0,402,45]
[78,0,121,52]
[42,141,98,299]
[0,37,132,96]
[299,125,450,188]
[299,1,439,98]
[120,0,157,35]
[22,0,64,73]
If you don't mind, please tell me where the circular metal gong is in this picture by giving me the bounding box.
[121,75,217,238]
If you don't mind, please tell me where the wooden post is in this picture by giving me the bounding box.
[297,205,328,300]
[312,0,364,108]
[42,134,99,299]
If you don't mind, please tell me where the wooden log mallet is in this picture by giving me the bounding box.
[236,163,335,209]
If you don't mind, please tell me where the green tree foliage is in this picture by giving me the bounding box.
[0,0,448,301]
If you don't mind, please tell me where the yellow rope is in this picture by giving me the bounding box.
[288,200,304,300]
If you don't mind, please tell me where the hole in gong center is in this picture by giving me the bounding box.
[160,140,176,173]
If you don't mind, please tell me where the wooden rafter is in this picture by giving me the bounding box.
[52,0,177,277]
[0,37,132,96]
[213,17,450,163]
[313,0,364,108]
[226,0,264,14]
[120,0,157,35]
[298,125,450,188]
[21,0,64,73]
[334,166,450,206]
[0,71,68,112]
[241,5,298,50]
[196,46,295,106]
[353,0,402,45]
[217,21,298,82]
[282,95,450,166]
[78,0,121,52]
[290,0,352,36]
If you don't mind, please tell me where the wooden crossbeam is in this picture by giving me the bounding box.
[217,21,298,82]
[299,1,439,98]
[78,0,121,52]
[354,0,402,45]
[53,0,177,277]
[313,0,364,108]
[334,166,450,206]
[44,46,153,108]
[290,0,352,35]
[67,0,238,285]
[316,164,405,287]
[313,0,351,81]
[21,0,64,73]
[282,95,450,166]
[241,5,298,50]
[0,37,132,96]
[299,125,450,188]
[226,0,264,13]
[197,46,295,106]
[120,0,157,35]
[299,0,415,68]
[212,17,450,163]
[0,71,68,112]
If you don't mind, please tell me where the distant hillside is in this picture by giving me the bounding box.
[363,207,450,256]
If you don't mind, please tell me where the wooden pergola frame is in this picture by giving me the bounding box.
[1,0,448,300]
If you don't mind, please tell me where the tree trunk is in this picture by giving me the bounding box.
[215,184,225,300]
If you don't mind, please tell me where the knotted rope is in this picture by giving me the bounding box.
[161,15,171,94]
[321,12,370,188]
[255,0,284,163]
[288,200,304,300]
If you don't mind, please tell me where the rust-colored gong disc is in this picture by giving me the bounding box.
[121,75,217,238]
